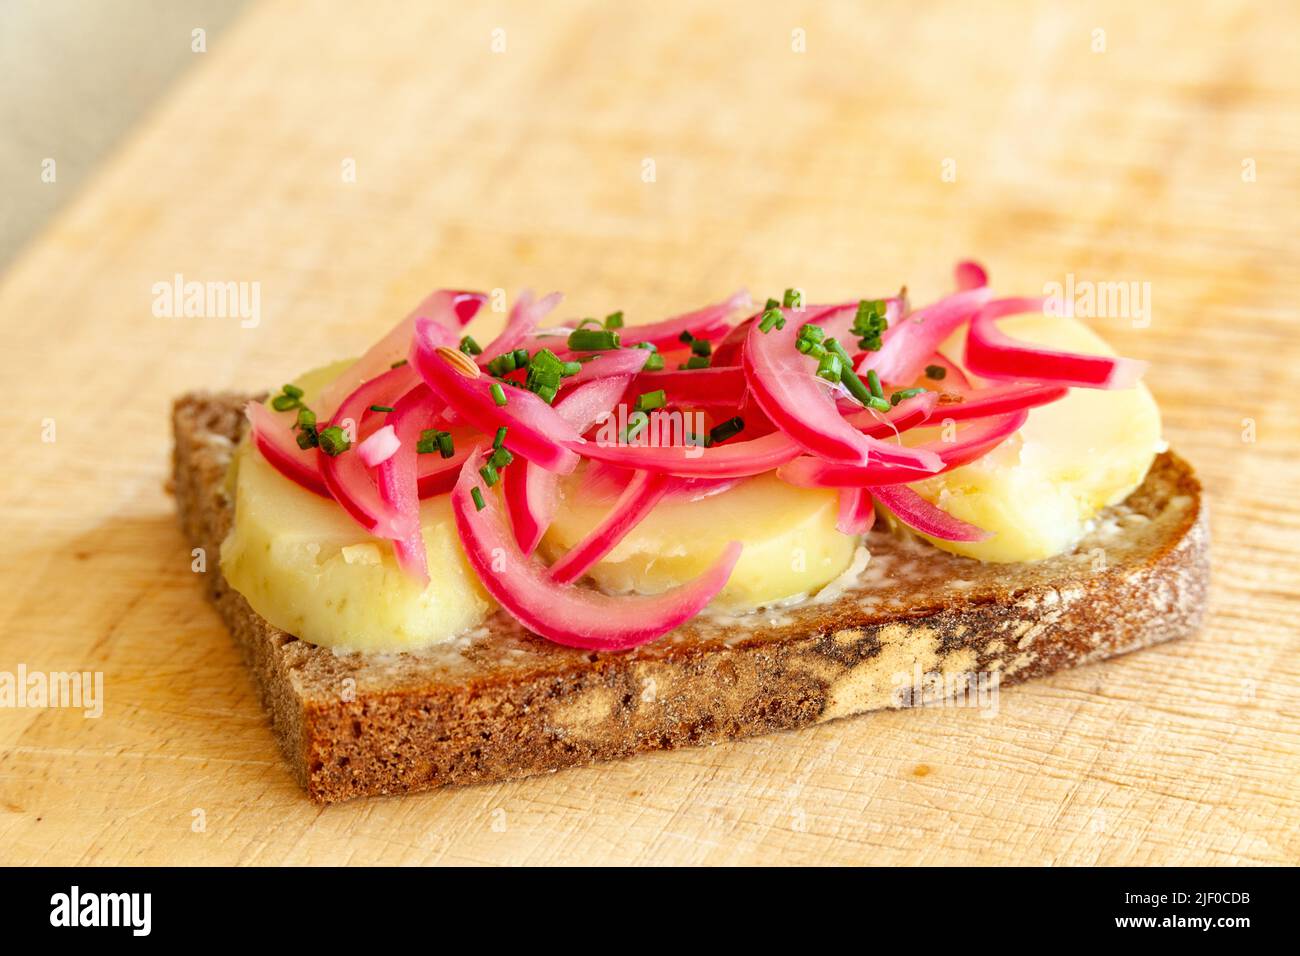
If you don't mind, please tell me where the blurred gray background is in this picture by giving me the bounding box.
[0,0,248,268]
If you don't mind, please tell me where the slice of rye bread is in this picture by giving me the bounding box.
[173,392,1210,803]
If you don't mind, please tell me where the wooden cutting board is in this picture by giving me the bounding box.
[1,0,1296,866]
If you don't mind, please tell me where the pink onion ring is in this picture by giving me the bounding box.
[615,290,750,350]
[319,364,421,538]
[505,376,632,554]
[452,448,742,651]
[965,297,1148,389]
[357,425,400,468]
[317,290,483,417]
[777,410,1028,487]
[937,382,1068,421]
[857,287,994,387]
[547,470,671,584]
[954,260,989,291]
[411,318,582,474]
[631,366,747,407]
[743,308,940,470]
[480,290,562,361]
[837,487,876,535]
[244,401,330,498]
[562,348,650,386]
[577,428,802,478]
[871,484,990,542]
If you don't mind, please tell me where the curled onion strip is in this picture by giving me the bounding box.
[743,308,940,470]
[965,297,1148,389]
[244,401,330,498]
[872,484,990,542]
[857,287,995,387]
[411,318,582,474]
[777,410,1028,487]
[615,290,750,350]
[505,376,632,555]
[452,448,742,651]
[836,487,877,535]
[320,364,420,538]
[317,290,482,418]
[547,470,671,584]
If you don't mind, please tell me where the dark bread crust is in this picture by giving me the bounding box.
[173,392,1209,803]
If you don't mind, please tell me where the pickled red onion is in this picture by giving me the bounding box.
[562,348,649,386]
[836,487,876,535]
[244,401,330,498]
[480,290,561,361]
[411,318,582,474]
[452,448,742,651]
[320,364,421,538]
[631,366,747,407]
[871,484,991,542]
[857,286,994,387]
[616,291,750,350]
[547,470,671,584]
[505,376,631,555]
[317,290,483,417]
[376,384,449,582]
[357,425,400,467]
[776,410,1028,487]
[744,308,940,470]
[965,297,1148,389]
[954,260,989,291]
[936,382,1067,421]
[578,429,801,478]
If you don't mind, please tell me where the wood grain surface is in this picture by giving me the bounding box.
[0,0,1296,866]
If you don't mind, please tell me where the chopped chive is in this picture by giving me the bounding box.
[513,348,530,367]
[295,426,319,450]
[642,352,665,372]
[479,463,500,486]
[690,338,712,357]
[764,297,779,311]
[759,308,783,333]
[490,382,507,406]
[634,341,658,351]
[925,364,947,380]
[890,387,927,406]
[535,384,557,404]
[416,437,438,454]
[678,355,711,370]
[635,389,667,412]
[783,288,802,309]
[489,447,514,470]
[296,407,316,428]
[270,393,299,412]
[604,310,624,330]
[678,330,695,345]
[437,432,454,458]
[471,487,486,511]
[864,395,892,412]
[561,360,583,376]
[493,426,507,450]
[708,416,745,445]
[853,298,889,351]
[369,404,394,413]
[816,352,843,382]
[567,328,621,351]
[390,359,408,368]
[282,384,304,399]
[577,317,603,330]
[317,425,350,456]
[866,368,884,399]
[459,335,483,356]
